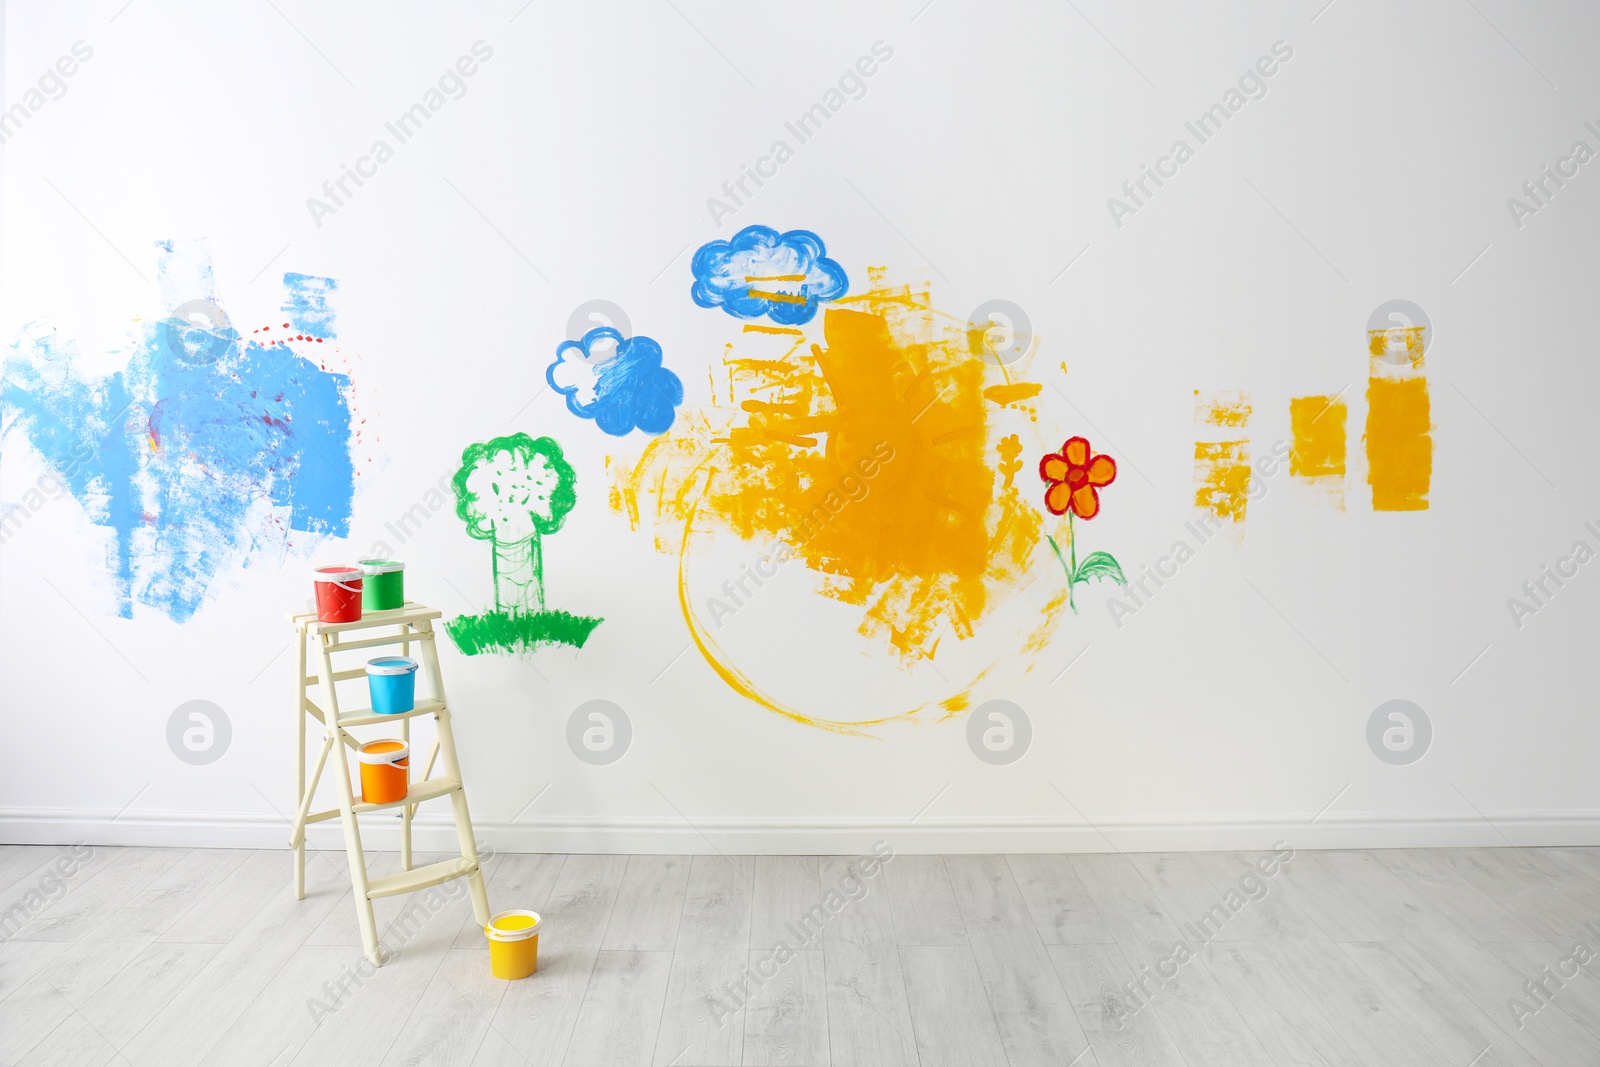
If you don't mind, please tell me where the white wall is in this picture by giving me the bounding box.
[3,0,1598,854]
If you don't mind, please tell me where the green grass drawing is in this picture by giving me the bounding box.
[444,609,603,655]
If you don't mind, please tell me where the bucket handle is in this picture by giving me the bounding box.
[316,573,363,593]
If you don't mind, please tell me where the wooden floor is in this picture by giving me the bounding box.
[3,844,1600,1066]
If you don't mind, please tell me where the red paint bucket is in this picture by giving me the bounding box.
[312,566,363,623]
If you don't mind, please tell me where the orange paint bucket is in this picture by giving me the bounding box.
[358,740,408,804]
[485,910,540,979]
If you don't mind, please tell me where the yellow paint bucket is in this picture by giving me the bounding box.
[485,910,540,979]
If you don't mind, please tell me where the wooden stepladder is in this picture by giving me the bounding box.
[289,603,490,965]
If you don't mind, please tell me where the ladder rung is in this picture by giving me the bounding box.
[354,777,460,813]
[304,667,369,685]
[366,856,477,899]
[320,631,436,655]
[338,699,446,729]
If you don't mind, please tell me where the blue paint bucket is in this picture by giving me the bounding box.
[366,657,419,714]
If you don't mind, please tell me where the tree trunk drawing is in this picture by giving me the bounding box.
[491,535,544,614]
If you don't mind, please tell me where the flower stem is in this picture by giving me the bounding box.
[1046,515,1080,615]
[1068,512,1077,575]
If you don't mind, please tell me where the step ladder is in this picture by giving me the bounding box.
[288,602,491,966]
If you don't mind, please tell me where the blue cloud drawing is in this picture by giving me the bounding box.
[547,327,683,437]
[690,225,849,325]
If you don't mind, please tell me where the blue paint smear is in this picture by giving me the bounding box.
[0,263,355,622]
[547,327,683,437]
[690,224,848,325]
[281,273,338,335]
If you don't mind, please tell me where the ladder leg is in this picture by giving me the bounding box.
[317,634,383,966]
[438,716,490,926]
[419,625,491,926]
[401,632,412,872]
[447,780,492,926]
[400,773,413,873]
[290,734,335,849]
[332,729,383,965]
[294,633,308,900]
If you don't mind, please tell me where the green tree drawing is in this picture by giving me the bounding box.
[454,433,576,613]
[446,433,601,654]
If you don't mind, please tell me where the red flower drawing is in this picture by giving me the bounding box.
[1039,436,1117,520]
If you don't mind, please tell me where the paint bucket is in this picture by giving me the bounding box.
[358,740,408,804]
[485,911,540,979]
[366,656,419,714]
[359,559,405,611]
[312,566,363,623]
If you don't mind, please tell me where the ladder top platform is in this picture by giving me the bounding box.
[290,602,442,636]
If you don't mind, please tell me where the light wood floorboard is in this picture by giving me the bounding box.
[3,843,1600,1066]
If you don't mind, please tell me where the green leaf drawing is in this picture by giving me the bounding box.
[1072,550,1127,587]
[1046,526,1126,615]
[1046,533,1071,574]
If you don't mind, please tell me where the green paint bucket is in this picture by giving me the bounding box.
[359,559,405,611]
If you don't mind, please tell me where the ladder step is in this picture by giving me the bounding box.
[317,630,437,654]
[304,667,370,685]
[339,699,446,729]
[293,602,442,633]
[366,856,477,899]
[353,776,460,813]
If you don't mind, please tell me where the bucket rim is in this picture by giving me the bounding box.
[358,559,406,574]
[313,565,363,590]
[358,739,409,764]
[485,909,541,941]
[366,656,419,676]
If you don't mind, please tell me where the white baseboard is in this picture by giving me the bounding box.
[3,807,1599,853]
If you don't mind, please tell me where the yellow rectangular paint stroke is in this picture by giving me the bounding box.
[745,289,808,305]
[1193,440,1251,523]
[1288,395,1347,477]
[1368,325,1427,366]
[1194,390,1251,428]
[1366,377,1431,511]
[982,383,1042,405]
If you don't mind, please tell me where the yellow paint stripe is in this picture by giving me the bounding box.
[746,289,808,305]
[741,324,805,335]
[983,383,1042,405]
[1367,326,1427,367]
[1366,377,1431,511]
[744,274,807,282]
[1288,395,1347,478]
[1193,390,1251,428]
[763,431,819,448]
[931,425,983,446]
[922,491,971,515]
[1193,440,1250,523]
